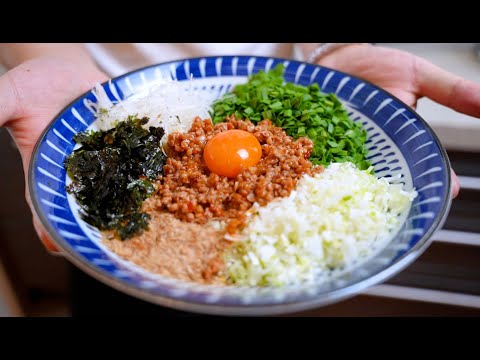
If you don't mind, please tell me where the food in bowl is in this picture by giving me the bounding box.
[64,65,417,287]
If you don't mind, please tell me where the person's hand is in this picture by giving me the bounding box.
[0,56,108,253]
[318,44,480,198]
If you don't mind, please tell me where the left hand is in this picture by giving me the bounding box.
[318,44,480,198]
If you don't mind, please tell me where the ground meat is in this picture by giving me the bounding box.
[103,212,229,284]
[105,116,322,284]
[151,116,322,232]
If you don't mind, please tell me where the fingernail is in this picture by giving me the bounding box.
[451,169,460,199]
[41,236,62,255]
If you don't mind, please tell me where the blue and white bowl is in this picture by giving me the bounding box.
[29,56,451,315]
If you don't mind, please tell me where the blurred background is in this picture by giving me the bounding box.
[1,43,479,316]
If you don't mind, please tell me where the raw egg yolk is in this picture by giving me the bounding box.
[203,129,262,178]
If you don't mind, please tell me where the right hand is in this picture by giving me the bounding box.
[318,44,480,199]
[0,56,108,253]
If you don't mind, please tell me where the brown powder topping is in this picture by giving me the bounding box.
[103,211,229,284]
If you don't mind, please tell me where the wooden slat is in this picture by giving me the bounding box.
[364,284,480,309]
[432,229,480,246]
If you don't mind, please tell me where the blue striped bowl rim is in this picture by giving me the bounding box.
[28,56,451,315]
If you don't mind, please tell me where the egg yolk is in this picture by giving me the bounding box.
[203,129,262,178]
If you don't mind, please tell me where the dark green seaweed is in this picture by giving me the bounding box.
[64,116,165,240]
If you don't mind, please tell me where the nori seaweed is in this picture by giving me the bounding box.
[64,116,165,240]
